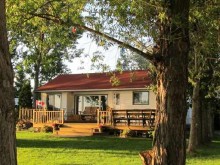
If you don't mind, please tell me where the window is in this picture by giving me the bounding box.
[114,93,120,105]
[76,95,108,114]
[133,91,149,105]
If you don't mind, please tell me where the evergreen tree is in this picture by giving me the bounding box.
[14,63,25,97]
[18,80,32,108]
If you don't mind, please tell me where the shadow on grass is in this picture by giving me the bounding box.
[187,135,220,161]
[17,135,152,153]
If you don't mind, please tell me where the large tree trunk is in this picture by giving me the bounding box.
[201,101,213,144]
[140,1,190,165]
[151,46,189,164]
[187,81,201,152]
[0,0,17,164]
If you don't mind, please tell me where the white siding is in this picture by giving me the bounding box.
[61,92,67,109]
[43,90,156,113]
[41,93,47,108]
[111,90,156,110]
[67,92,74,113]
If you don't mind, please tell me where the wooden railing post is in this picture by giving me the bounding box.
[97,109,100,125]
[61,110,64,124]
[33,110,35,125]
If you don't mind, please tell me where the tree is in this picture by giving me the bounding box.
[187,0,219,153]
[26,1,190,164]
[18,80,32,108]
[14,63,25,97]
[117,48,150,71]
[7,0,85,107]
[0,0,17,164]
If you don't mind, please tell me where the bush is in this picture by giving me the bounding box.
[120,129,136,137]
[16,119,33,130]
[41,125,53,133]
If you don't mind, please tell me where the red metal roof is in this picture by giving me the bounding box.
[37,70,152,91]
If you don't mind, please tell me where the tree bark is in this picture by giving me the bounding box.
[140,1,190,165]
[201,101,213,144]
[0,0,17,164]
[187,81,201,152]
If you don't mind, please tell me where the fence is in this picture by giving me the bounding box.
[19,109,64,125]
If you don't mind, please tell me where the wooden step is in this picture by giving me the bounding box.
[55,123,99,137]
[61,123,97,128]
[93,132,109,136]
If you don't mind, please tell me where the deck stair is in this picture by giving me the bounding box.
[55,123,100,137]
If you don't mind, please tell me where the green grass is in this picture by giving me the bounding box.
[17,132,152,165]
[17,132,220,165]
[186,136,220,165]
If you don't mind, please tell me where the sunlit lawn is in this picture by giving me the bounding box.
[17,132,220,165]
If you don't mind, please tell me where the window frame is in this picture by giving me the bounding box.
[132,91,149,105]
[114,93,120,105]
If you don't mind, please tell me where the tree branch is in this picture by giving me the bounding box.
[28,12,155,62]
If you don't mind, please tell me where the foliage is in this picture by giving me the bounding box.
[120,129,137,137]
[116,48,150,71]
[17,2,192,163]
[14,63,26,97]
[6,0,86,85]
[109,73,120,86]
[187,0,220,151]
[188,0,219,95]
[16,119,33,130]
[41,125,53,133]
[8,0,218,163]
[18,80,32,108]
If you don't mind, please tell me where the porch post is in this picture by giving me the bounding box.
[97,108,100,125]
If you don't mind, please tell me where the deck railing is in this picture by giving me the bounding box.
[97,109,112,125]
[33,110,64,125]
[19,108,34,121]
[111,109,156,128]
[97,109,156,129]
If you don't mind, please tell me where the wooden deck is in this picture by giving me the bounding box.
[55,123,98,137]
[54,123,152,137]
[18,108,156,136]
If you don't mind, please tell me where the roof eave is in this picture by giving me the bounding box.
[37,87,149,93]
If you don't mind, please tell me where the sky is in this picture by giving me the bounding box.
[65,33,120,74]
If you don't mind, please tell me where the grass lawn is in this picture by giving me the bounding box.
[17,132,220,165]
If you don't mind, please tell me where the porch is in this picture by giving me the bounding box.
[18,108,156,136]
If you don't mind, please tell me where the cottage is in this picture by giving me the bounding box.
[37,70,156,123]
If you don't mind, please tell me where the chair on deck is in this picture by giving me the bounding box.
[81,107,98,121]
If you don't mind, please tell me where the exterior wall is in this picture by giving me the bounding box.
[67,92,74,114]
[70,90,156,112]
[111,90,156,110]
[40,89,156,113]
[41,93,47,108]
[61,92,67,120]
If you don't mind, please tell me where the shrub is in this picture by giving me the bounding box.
[120,129,136,137]
[41,125,53,133]
[16,119,33,130]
